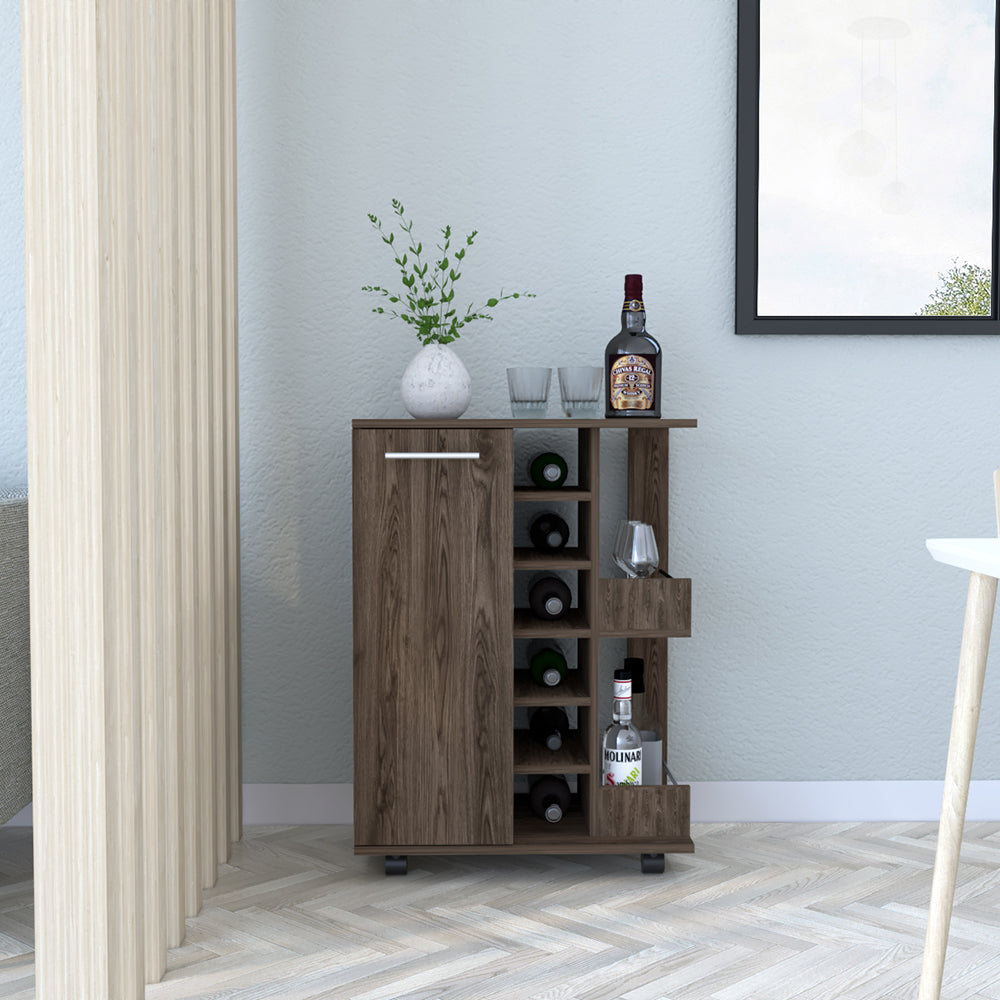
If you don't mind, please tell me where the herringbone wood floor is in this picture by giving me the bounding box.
[1,823,999,999]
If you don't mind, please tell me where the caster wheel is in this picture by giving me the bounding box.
[640,853,665,874]
[385,855,408,876]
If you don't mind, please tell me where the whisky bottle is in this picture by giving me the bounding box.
[529,707,570,750]
[528,643,567,687]
[601,669,642,785]
[605,274,661,417]
[529,775,571,823]
[528,575,571,620]
[529,512,569,552]
[528,452,568,488]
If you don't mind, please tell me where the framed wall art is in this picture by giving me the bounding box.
[736,0,1000,333]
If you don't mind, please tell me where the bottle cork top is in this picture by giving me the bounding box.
[624,274,643,299]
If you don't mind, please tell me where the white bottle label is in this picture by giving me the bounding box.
[603,746,642,786]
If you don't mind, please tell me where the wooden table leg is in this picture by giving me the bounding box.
[918,570,997,1000]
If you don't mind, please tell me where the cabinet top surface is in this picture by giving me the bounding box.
[352,417,698,429]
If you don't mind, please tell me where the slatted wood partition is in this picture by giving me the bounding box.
[22,1,241,996]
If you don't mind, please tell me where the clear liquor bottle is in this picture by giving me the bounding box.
[601,669,643,786]
[605,273,661,417]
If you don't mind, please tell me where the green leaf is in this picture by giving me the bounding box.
[487,298,498,307]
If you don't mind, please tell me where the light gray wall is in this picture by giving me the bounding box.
[3,1,999,784]
[0,1,24,486]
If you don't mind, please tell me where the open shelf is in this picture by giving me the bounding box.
[513,608,590,637]
[513,670,589,706]
[511,793,589,844]
[512,547,591,571]
[513,730,589,773]
[514,487,592,502]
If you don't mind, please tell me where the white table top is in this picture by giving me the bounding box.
[926,538,1000,577]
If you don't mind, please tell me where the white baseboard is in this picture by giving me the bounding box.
[8,781,998,829]
[245,780,1000,825]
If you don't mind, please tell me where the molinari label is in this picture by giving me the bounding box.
[610,353,655,411]
[603,746,642,786]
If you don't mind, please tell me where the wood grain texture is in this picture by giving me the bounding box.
[154,0,187,952]
[511,547,591,570]
[512,730,589,773]
[8,822,1000,999]
[190,0,219,892]
[353,418,699,429]
[512,669,590,706]
[22,1,240,994]
[219,0,243,849]
[628,427,670,565]
[512,608,591,636]
[353,429,514,847]
[918,570,997,1000]
[173,0,203,922]
[599,577,692,636]
[134,0,166,979]
[594,783,692,842]
[579,429,602,837]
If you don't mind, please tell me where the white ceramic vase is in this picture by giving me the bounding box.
[400,343,472,419]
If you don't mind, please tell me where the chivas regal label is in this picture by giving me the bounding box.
[610,353,655,411]
[603,746,642,786]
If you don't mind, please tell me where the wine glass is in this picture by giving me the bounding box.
[612,520,659,578]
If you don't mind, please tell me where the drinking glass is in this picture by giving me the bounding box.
[557,366,603,417]
[507,367,551,418]
[612,520,659,578]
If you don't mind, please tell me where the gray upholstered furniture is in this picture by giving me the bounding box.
[0,488,30,824]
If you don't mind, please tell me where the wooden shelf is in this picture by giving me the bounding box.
[513,547,592,570]
[513,608,590,637]
[511,793,589,844]
[513,670,590,706]
[514,487,592,502]
[598,577,692,637]
[353,417,698,429]
[513,730,589,773]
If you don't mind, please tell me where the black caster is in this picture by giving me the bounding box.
[640,853,665,874]
[385,855,408,876]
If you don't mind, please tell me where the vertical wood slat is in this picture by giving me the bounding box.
[207,0,230,865]
[135,0,167,983]
[190,0,219,889]
[155,0,186,950]
[221,0,243,846]
[174,0,203,918]
[23,1,240,995]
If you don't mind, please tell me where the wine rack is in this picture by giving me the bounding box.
[352,417,696,872]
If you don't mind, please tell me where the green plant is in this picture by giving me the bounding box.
[919,260,992,316]
[363,199,533,345]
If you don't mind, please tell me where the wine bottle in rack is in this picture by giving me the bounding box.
[528,641,567,687]
[528,575,571,620]
[602,669,642,786]
[528,775,571,823]
[605,273,661,418]
[529,511,569,552]
[528,451,568,489]
[528,707,570,750]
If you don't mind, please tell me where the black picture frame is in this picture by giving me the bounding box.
[735,0,1000,335]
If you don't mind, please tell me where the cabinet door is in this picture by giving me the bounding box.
[353,427,513,846]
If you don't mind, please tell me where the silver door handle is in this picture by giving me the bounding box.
[384,451,480,460]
